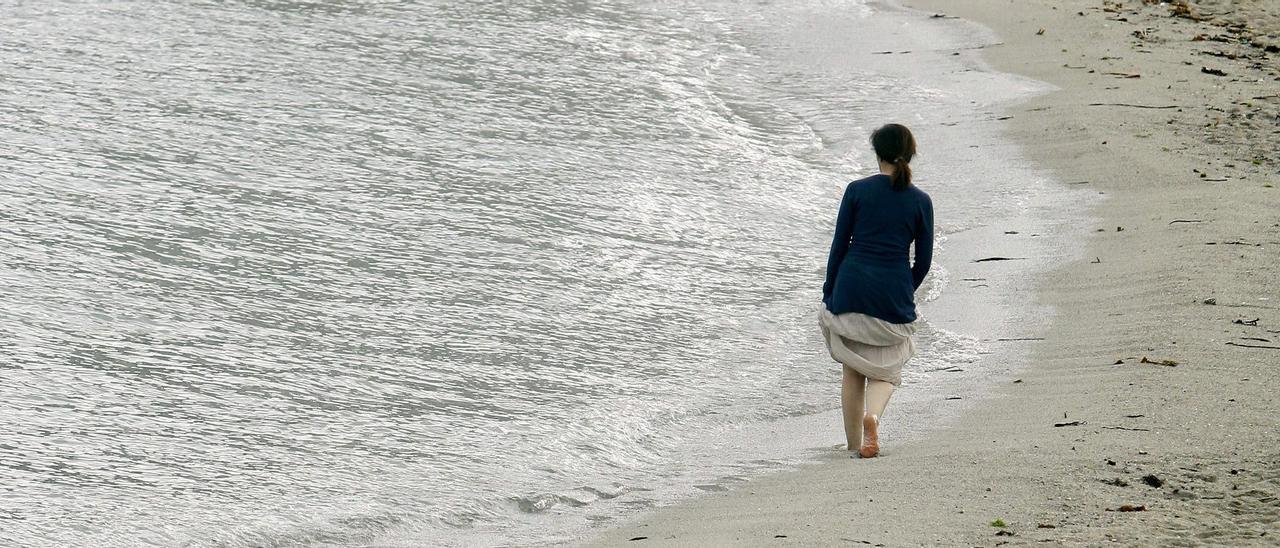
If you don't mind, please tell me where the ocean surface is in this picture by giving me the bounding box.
[0,1,1070,546]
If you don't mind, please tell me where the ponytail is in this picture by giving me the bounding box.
[870,123,917,191]
[892,157,911,191]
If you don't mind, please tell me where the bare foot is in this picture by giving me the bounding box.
[859,414,880,458]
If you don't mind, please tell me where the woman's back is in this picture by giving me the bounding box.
[846,175,931,265]
[822,174,933,324]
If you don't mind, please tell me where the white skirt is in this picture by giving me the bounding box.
[818,309,917,386]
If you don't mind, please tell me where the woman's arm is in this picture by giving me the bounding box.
[822,184,857,304]
[911,194,934,290]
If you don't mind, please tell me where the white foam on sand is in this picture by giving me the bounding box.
[740,0,1100,442]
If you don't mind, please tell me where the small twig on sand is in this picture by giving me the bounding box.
[1224,303,1279,310]
[1088,103,1180,109]
[973,257,1027,263]
[1226,342,1280,350]
[995,337,1046,342]
[1103,426,1151,432]
[1169,219,1204,225]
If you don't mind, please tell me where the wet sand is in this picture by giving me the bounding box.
[586,0,1279,545]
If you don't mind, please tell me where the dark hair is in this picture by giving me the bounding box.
[871,124,916,191]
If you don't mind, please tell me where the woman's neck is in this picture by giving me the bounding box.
[878,160,896,176]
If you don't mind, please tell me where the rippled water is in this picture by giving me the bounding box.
[1,1,1053,546]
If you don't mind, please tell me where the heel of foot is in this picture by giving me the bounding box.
[860,415,880,458]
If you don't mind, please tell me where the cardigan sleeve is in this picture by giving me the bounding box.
[822,184,857,304]
[911,193,934,291]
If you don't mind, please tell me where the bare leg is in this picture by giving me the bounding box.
[860,380,895,458]
[865,380,894,419]
[841,366,866,452]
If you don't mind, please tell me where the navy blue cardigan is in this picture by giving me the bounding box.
[822,174,934,324]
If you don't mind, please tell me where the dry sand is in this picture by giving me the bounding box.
[586,0,1279,545]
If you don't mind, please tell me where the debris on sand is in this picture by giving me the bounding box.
[1226,341,1280,350]
[1169,1,1215,22]
[1110,504,1147,512]
[1088,103,1180,109]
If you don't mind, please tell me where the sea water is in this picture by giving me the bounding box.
[0,1,1084,546]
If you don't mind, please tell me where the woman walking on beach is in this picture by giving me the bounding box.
[820,124,933,458]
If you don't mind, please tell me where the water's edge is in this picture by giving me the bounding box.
[569,0,1099,544]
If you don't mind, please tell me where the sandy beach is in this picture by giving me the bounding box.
[587,0,1279,545]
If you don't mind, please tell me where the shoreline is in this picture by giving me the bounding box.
[585,0,1279,545]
